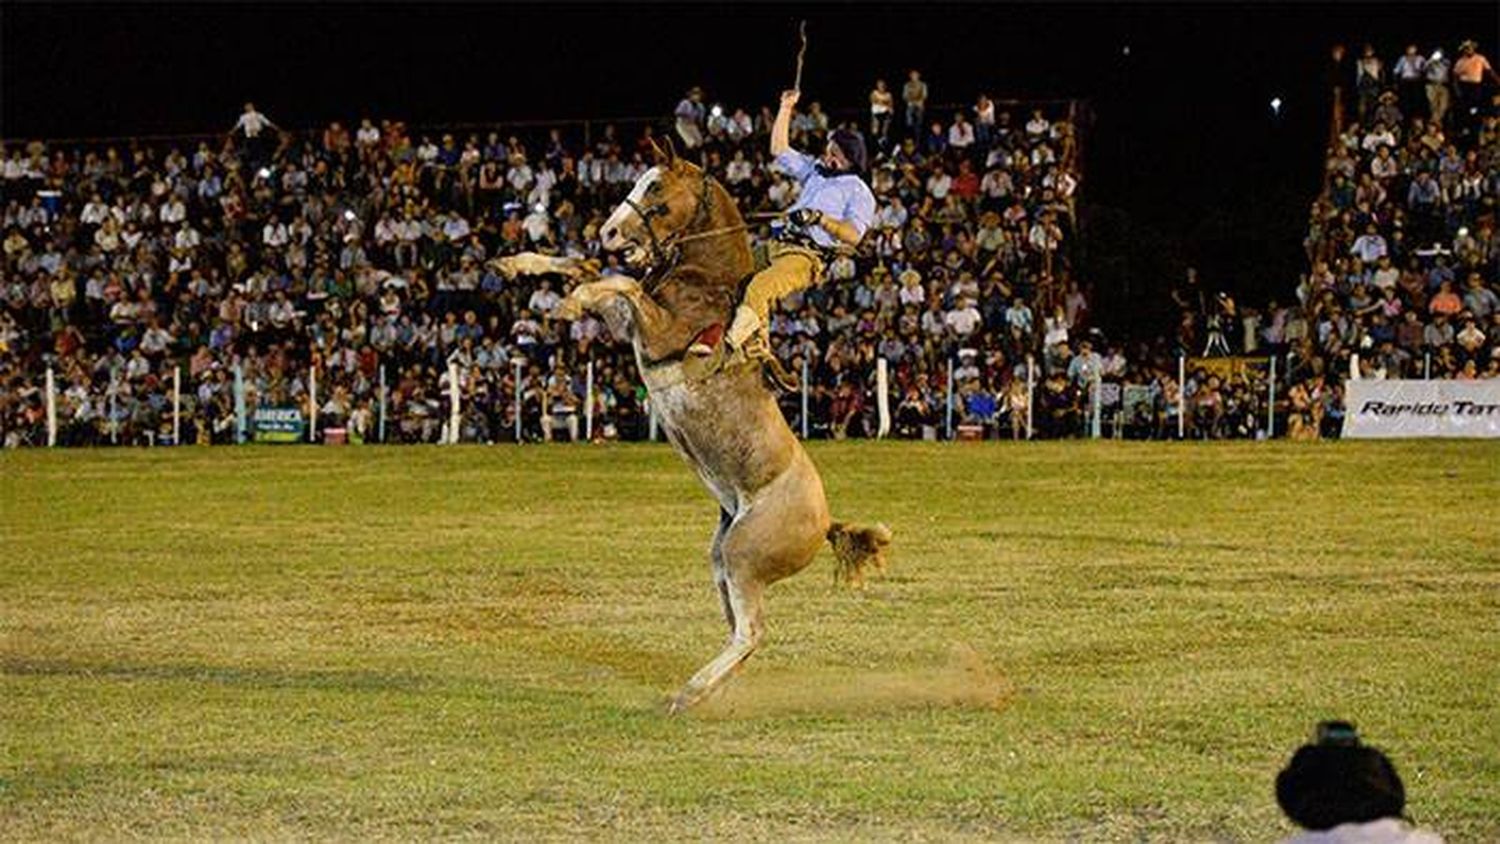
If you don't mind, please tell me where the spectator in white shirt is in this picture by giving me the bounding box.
[80,194,111,226]
[948,113,975,151]
[158,196,186,226]
[945,297,982,338]
[528,279,562,314]
[232,102,277,139]
[174,224,201,251]
[725,150,753,186]
[1350,225,1388,264]
[442,214,471,244]
[356,118,381,148]
[926,167,953,200]
[262,220,290,250]
[1025,109,1051,141]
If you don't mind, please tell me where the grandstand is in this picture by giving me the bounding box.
[1,40,1495,448]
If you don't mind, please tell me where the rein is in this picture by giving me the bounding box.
[625,169,749,284]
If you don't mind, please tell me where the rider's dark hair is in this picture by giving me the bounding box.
[829,128,868,175]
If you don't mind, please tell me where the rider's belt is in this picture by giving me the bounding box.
[773,231,838,262]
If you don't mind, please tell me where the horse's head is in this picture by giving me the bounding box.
[599,138,713,267]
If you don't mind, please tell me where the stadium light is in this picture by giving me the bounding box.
[710,105,724,118]
[1270,97,1283,116]
[256,167,272,179]
[343,210,357,221]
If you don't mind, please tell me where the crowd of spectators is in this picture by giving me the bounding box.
[2,40,1495,448]
[1288,39,1500,409]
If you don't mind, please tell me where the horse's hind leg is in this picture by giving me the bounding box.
[667,572,765,715]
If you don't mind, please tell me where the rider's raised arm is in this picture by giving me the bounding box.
[770,89,799,158]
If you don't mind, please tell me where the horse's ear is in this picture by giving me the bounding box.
[649,136,671,166]
[661,136,678,165]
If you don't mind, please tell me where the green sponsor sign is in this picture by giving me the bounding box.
[252,407,305,443]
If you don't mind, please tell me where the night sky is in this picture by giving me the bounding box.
[3,2,1495,324]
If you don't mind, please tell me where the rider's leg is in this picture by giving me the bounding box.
[724,251,816,351]
[686,251,814,357]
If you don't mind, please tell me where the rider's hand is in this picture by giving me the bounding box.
[789,208,823,228]
[780,90,801,110]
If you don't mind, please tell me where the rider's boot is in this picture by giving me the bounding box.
[724,306,798,391]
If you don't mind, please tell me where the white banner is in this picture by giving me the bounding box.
[1343,380,1500,439]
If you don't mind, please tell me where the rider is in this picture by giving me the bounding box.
[691,89,876,371]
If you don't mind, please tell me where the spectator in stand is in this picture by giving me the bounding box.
[1393,45,1428,119]
[1453,40,1499,137]
[674,86,707,152]
[1354,44,1385,124]
[1424,48,1452,128]
[869,79,894,147]
[902,70,928,137]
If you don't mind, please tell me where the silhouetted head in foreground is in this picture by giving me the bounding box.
[1276,721,1406,831]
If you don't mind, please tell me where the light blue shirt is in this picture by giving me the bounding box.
[775,149,877,249]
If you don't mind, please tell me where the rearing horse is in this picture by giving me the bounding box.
[500,140,891,714]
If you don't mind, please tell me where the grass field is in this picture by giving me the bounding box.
[2,442,1497,841]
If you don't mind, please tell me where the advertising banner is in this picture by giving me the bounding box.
[1342,380,1500,439]
[1189,356,1270,382]
[252,407,305,443]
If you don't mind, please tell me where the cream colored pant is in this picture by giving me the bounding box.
[741,242,826,325]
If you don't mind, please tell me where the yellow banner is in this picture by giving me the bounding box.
[1188,357,1270,381]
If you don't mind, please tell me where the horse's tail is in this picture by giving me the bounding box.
[826,521,893,588]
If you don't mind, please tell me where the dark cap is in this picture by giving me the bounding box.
[830,128,868,174]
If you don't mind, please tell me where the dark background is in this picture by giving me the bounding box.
[3,2,1495,335]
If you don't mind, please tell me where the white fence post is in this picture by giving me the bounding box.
[109,372,119,445]
[875,357,891,439]
[944,356,955,440]
[1025,354,1035,440]
[447,360,461,444]
[800,357,810,440]
[584,359,595,441]
[512,357,524,443]
[234,362,247,444]
[308,364,319,443]
[377,364,387,444]
[1177,355,1187,440]
[172,365,181,446]
[1267,354,1277,438]
[45,366,57,447]
[1091,371,1102,439]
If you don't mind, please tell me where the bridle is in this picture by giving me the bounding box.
[618,166,734,277]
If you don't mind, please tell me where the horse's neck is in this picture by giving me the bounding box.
[601,184,755,365]
[665,186,753,296]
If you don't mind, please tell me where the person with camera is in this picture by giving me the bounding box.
[1276,721,1444,843]
[692,88,876,388]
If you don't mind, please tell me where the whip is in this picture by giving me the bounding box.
[793,20,808,92]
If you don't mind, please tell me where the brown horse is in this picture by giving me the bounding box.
[499,141,891,714]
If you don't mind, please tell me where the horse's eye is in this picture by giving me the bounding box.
[647,182,663,196]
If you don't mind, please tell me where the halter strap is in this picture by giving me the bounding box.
[624,168,730,284]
